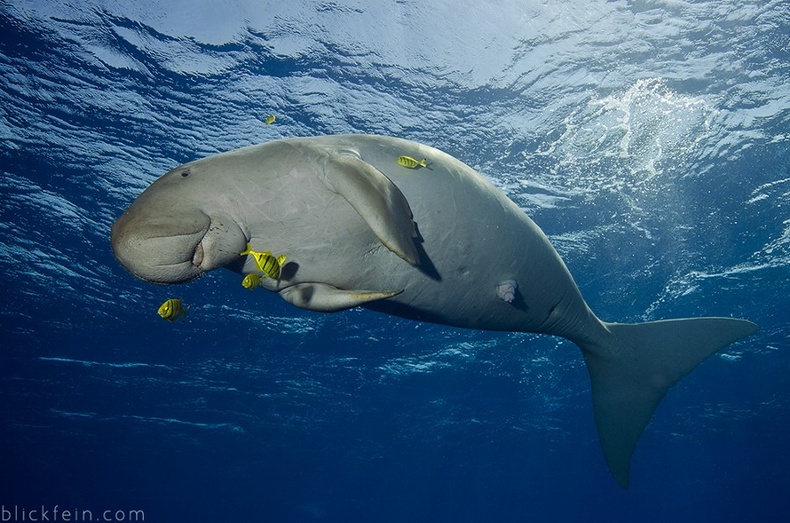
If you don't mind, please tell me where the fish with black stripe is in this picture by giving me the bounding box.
[240,243,287,280]
[157,298,189,322]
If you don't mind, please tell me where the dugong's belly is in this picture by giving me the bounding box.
[244,135,586,334]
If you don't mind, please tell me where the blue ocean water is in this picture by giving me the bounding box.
[1,0,788,521]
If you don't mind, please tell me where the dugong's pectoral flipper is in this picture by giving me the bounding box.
[322,151,420,266]
[579,317,759,488]
[279,282,404,312]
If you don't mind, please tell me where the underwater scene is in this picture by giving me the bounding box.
[1,1,789,521]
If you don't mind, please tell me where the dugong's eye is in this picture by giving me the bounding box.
[180,169,190,178]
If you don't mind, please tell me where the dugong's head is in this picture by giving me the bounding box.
[111,159,248,284]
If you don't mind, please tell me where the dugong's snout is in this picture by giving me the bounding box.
[111,208,209,283]
[111,207,247,284]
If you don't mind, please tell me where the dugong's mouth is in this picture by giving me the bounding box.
[150,230,209,282]
[191,240,205,269]
[189,212,248,277]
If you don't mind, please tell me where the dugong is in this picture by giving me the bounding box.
[111,134,757,487]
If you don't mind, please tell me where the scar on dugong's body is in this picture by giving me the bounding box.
[111,134,757,488]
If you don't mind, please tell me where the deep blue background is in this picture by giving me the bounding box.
[1,1,788,521]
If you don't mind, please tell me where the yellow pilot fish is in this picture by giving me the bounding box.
[241,273,261,290]
[396,155,427,169]
[240,243,287,279]
[158,298,188,322]
[264,114,276,125]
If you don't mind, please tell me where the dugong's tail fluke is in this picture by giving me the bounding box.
[578,317,758,489]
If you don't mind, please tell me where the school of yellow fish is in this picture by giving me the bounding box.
[153,152,429,321]
[154,150,436,320]
[153,152,430,322]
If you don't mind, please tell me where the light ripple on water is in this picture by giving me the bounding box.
[38,356,173,371]
[50,409,245,433]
